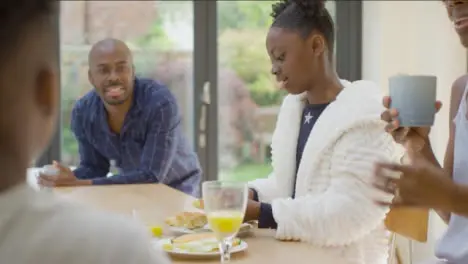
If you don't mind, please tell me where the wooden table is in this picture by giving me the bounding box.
[55,184,348,264]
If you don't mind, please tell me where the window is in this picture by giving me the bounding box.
[59,1,194,166]
[37,1,362,183]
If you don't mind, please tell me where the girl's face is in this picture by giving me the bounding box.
[266,27,326,95]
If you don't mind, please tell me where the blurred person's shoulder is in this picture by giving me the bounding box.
[0,184,170,264]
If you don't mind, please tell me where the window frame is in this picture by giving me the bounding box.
[336,0,362,81]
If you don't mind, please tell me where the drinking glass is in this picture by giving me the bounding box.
[202,181,248,263]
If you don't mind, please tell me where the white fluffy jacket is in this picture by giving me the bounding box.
[249,80,405,264]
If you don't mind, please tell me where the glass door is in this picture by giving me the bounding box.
[216,1,337,182]
[59,1,196,167]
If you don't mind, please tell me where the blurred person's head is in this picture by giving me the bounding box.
[445,0,468,47]
[266,0,338,96]
[0,0,59,190]
[88,38,135,106]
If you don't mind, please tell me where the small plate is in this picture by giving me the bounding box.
[156,238,248,259]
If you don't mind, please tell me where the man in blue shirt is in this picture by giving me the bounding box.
[38,38,201,196]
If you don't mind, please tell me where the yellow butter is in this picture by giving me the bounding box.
[192,199,204,209]
[150,225,163,237]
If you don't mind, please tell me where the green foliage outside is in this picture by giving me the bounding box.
[218,1,284,106]
[136,0,284,106]
[135,16,173,50]
[61,59,88,163]
[220,163,272,182]
[218,1,274,32]
[217,1,278,176]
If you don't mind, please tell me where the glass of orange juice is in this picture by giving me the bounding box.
[202,181,247,263]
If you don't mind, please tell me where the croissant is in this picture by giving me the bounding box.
[165,212,207,229]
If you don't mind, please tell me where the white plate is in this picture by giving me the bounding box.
[156,238,248,258]
[168,225,209,234]
[169,223,253,236]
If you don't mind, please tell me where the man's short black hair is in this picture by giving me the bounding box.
[271,0,334,53]
[0,0,57,69]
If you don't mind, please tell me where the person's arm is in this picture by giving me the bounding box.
[92,93,180,186]
[71,104,109,179]
[247,188,277,229]
[246,96,294,227]
[411,75,468,223]
[451,184,468,217]
[248,174,282,204]
[268,125,399,245]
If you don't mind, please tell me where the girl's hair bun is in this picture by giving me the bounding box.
[292,0,327,18]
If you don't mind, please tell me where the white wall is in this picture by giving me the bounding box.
[362,1,466,263]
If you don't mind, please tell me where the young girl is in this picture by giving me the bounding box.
[244,0,404,263]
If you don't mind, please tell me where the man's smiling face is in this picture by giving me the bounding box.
[88,39,135,106]
[445,0,468,47]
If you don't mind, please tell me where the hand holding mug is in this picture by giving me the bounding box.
[381,96,442,152]
[382,75,442,153]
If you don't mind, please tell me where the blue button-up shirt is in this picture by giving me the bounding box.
[70,77,202,197]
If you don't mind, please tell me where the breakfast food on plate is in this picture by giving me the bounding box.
[172,232,217,244]
[192,199,204,209]
[162,232,242,253]
[165,212,207,229]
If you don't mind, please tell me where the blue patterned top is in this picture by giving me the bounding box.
[70,77,201,197]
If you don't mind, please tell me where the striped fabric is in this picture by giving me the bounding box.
[70,77,201,197]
